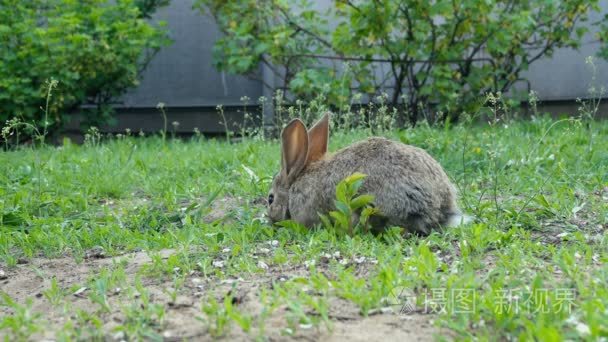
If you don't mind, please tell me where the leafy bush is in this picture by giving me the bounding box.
[0,0,170,136]
[197,0,600,124]
[595,13,608,61]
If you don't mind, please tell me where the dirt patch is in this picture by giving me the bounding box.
[0,249,446,341]
[323,314,440,342]
[203,195,245,223]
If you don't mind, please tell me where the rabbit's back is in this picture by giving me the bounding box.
[289,137,459,234]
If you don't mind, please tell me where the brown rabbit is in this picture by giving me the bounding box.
[267,113,469,235]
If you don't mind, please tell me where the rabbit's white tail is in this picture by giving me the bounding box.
[446,213,474,227]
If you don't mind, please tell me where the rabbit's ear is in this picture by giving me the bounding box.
[306,113,329,164]
[281,118,309,183]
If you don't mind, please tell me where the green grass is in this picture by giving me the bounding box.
[1,116,607,340]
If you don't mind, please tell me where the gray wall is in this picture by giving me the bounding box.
[113,1,608,133]
[121,1,262,108]
[521,7,608,101]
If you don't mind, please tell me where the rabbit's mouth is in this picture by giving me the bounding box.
[284,206,291,220]
[266,204,291,224]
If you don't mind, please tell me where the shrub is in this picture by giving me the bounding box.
[595,13,608,61]
[196,0,600,124]
[0,0,170,137]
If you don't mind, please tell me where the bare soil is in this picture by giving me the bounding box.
[0,249,446,341]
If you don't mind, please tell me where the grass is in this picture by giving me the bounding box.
[0,114,607,340]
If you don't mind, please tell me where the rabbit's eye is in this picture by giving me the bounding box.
[268,194,274,205]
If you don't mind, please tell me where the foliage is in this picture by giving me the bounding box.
[278,172,378,236]
[0,0,170,137]
[196,0,600,124]
[200,293,253,337]
[135,0,171,18]
[594,13,608,62]
[0,293,41,340]
[319,172,378,236]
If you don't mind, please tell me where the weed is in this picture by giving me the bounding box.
[157,102,168,142]
[115,279,166,340]
[318,173,379,236]
[0,293,42,340]
[42,277,65,306]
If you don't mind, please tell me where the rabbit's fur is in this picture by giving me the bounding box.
[267,113,467,235]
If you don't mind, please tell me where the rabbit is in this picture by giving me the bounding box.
[266,113,469,235]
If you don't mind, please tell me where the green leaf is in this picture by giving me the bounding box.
[350,194,375,210]
[344,172,367,185]
[275,219,308,234]
[329,211,349,231]
[318,213,333,230]
[1,211,27,228]
[334,200,351,215]
[361,206,380,220]
[534,194,551,209]
[335,181,348,203]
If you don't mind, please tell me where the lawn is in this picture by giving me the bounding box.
[0,116,607,341]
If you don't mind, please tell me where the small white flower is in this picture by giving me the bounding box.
[575,322,590,336]
[380,307,393,314]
